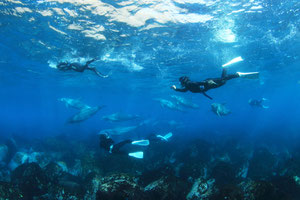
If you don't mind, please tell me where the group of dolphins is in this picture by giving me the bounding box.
[59,94,269,131]
[211,98,269,116]
[59,98,145,136]
[154,95,268,117]
[154,95,199,112]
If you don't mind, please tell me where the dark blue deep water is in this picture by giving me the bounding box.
[0,0,300,199]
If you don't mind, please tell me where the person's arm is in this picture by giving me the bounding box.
[171,85,188,92]
[202,92,213,100]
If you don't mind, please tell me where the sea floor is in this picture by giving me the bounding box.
[0,133,300,200]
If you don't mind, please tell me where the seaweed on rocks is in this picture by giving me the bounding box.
[11,162,49,199]
[144,175,189,200]
[211,184,243,200]
[248,147,277,180]
[211,161,239,187]
[0,181,24,199]
[96,173,146,200]
[186,177,217,200]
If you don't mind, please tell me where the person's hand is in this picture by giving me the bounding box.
[171,85,176,90]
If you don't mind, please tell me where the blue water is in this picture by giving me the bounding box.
[0,0,300,144]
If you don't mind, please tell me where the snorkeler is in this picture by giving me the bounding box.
[99,132,173,159]
[56,58,108,78]
[248,98,269,109]
[171,68,259,100]
[99,133,149,159]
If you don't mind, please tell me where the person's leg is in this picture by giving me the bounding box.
[87,67,109,78]
[221,68,227,78]
[220,68,239,81]
[223,73,239,81]
[112,139,132,154]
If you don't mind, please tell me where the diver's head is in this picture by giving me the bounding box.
[99,133,109,140]
[179,76,190,86]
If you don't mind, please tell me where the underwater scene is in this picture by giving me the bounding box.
[0,0,300,199]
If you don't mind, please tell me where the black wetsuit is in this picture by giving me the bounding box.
[99,134,132,155]
[174,69,239,100]
[57,59,107,78]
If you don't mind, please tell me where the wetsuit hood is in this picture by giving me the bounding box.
[99,133,109,140]
[179,76,190,86]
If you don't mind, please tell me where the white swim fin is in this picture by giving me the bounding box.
[156,132,173,141]
[222,56,243,68]
[128,151,144,159]
[237,72,259,79]
[131,140,150,146]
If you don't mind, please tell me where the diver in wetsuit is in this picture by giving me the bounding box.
[99,133,147,159]
[99,133,132,155]
[171,68,259,100]
[56,59,108,78]
[99,131,173,159]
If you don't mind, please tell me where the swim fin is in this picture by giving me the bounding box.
[222,56,243,68]
[131,140,150,146]
[128,151,144,159]
[237,72,259,79]
[156,132,173,141]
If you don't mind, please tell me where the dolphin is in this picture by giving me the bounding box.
[98,125,138,136]
[154,98,184,112]
[248,98,269,109]
[58,98,90,110]
[171,95,199,109]
[67,106,104,123]
[102,112,139,122]
[211,103,231,116]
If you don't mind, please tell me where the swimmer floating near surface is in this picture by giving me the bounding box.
[171,57,259,100]
[56,58,109,78]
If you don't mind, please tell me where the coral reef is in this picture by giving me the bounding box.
[0,136,300,199]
